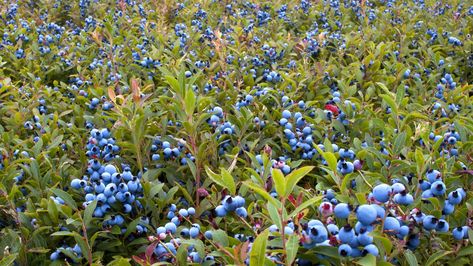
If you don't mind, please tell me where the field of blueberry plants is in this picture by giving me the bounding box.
[0,0,473,265]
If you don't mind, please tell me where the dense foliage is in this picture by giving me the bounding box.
[1,0,473,265]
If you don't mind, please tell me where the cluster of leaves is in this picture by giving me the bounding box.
[0,0,472,265]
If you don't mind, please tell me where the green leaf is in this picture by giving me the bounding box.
[285,235,299,266]
[404,250,418,266]
[176,244,188,266]
[47,198,59,224]
[175,181,194,205]
[186,158,197,180]
[184,87,196,116]
[212,229,229,247]
[356,193,367,204]
[106,257,132,266]
[205,167,235,195]
[164,75,181,95]
[288,196,323,218]
[393,131,406,155]
[314,145,337,172]
[271,168,286,197]
[374,235,392,255]
[356,254,376,266]
[267,202,282,231]
[181,239,205,259]
[243,181,281,208]
[220,168,236,195]
[250,229,269,266]
[284,166,314,197]
[124,217,142,238]
[458,245,473,257]
[83,200,97,228]
[312,246,340,260]
[73,232,90,264]
[51,188,77,210]
[415,148,424,175]
[425,251,452,266]
[0,254,17,266]
[380,94,398,115]
[149,183,164,198]
[51,231,75,237]
[30,158,41,183]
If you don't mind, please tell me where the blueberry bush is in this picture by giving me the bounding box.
[1,0,473,265]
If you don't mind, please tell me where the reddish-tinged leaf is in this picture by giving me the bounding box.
[325,104,339,115]
[108,87,116,103]
[131,78,141,103]
[456,170,473,176]
[288,194,297,206]
[132,255,147,266]
[297,192,304,205]
[145,241,159,262]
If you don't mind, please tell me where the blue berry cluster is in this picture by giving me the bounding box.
[152,204,216,263]
[70,128,143,219]
[150,136,193,165]
[85,128,120,161]
[214,195,247,218]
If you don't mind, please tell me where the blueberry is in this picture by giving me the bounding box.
[178,209,189,217]
[171,217,180,226]
[189,227,200,238]
[204,230,213,239]
[407,234,420,249]
[422,215,438,230]
[357,230,373,246]
[436,219,449,232]
[372,184,392,203]
[419,180,431,191]
[327,224,339,235]
[430,181,446,196]
[383,217,400,234]
[338,244,352,257]
[398,225,409,238]
[123,204,132,213]
[50,251,60,261]
[104,164,117,174]
[187,207,196,216]
[452,227,464,240]
[236,207,248,218]
[356,205,377,225]
[447,190,462,205]
[334,203,351,219]
[215,205,227,217]
[393,191,414,205]
[391,183,405,194]
[233,195,245,207]
[190,251,201,263]
[338,225,355,244]
[426,169,441,183]
[362,244,379,256]
[165,222,177,234]
[307,220,324,227]
[70,178,82,189]
[284,226,294,235]
[308,225,328,243]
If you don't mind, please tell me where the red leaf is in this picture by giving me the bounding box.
[456,170,473,176]
[131,78,141,103]
[145,241,159,262]
[132,255,147,266]
[296,192,304,205]
[288,194,297,206]
[325,104,339,116]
